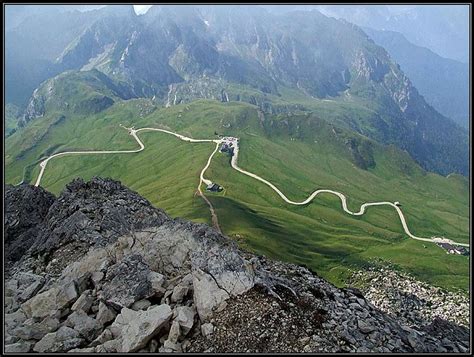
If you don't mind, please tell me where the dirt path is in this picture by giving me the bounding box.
[197,142,222,233]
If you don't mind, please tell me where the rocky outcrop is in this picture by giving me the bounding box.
[4,184,55,264]
[19,88,46,127]
[4,177,470,353]
[165,77,306,115]
[4,177,168,276]
[32,177,168,255]
[188,259,470,353]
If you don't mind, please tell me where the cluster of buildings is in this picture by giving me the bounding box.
[206,136,239,192]
[204,136,239,193]
[219,136,238,155]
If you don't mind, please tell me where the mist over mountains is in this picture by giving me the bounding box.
[363,27,469,129]
[263,5,469,63]
[5,4,469,176]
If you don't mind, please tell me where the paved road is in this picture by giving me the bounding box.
[33,125,469,248]
[230,138,469,248]
[34,125,144,187]
[34,125,222,232]
[34,125,219,187]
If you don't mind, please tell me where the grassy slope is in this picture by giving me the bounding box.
[5,103,21,136]
[5,98,469,292]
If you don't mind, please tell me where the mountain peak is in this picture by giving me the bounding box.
[101,4,136,17]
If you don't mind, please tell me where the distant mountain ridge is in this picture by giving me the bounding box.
[6,5,469,176]
[363,27,469,129]
[308,5,469,63]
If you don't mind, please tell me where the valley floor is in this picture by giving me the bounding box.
[33,124,469,250]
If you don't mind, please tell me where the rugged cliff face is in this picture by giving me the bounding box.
[4,177,470,353]
[4,184,55,264]
[14,5,468,176]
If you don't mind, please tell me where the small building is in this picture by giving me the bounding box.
[437,242,469,256]
[220,144,235,156]
[206,183,223,192]
[220,143,229,152]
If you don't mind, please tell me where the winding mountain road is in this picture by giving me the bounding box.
[231,144,469,247]
[33,125,469,248]
[34,125,144,187]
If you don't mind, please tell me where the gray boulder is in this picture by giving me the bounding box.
[90,328,113,347]
[201,323,214,338]
[176,305,196,335]
[33,326,84,352]
[131,299,152,311]
[193,269,230,322]
[71,289,94,313]
[17,273,45,302]
[149,271,166,297]
[167,320,181,343]
[11,316,59,340]
[5,341,33,353]
[5,309,27,336]
[21,281,78,319]
[171,284,189,303]
[66,310,103,342]
[96,302,117,325]
[110,304,172,352]
[101,254,153,309]
[358,319,376,334]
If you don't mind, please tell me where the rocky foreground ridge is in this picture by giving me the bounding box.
[4,177,470,353]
